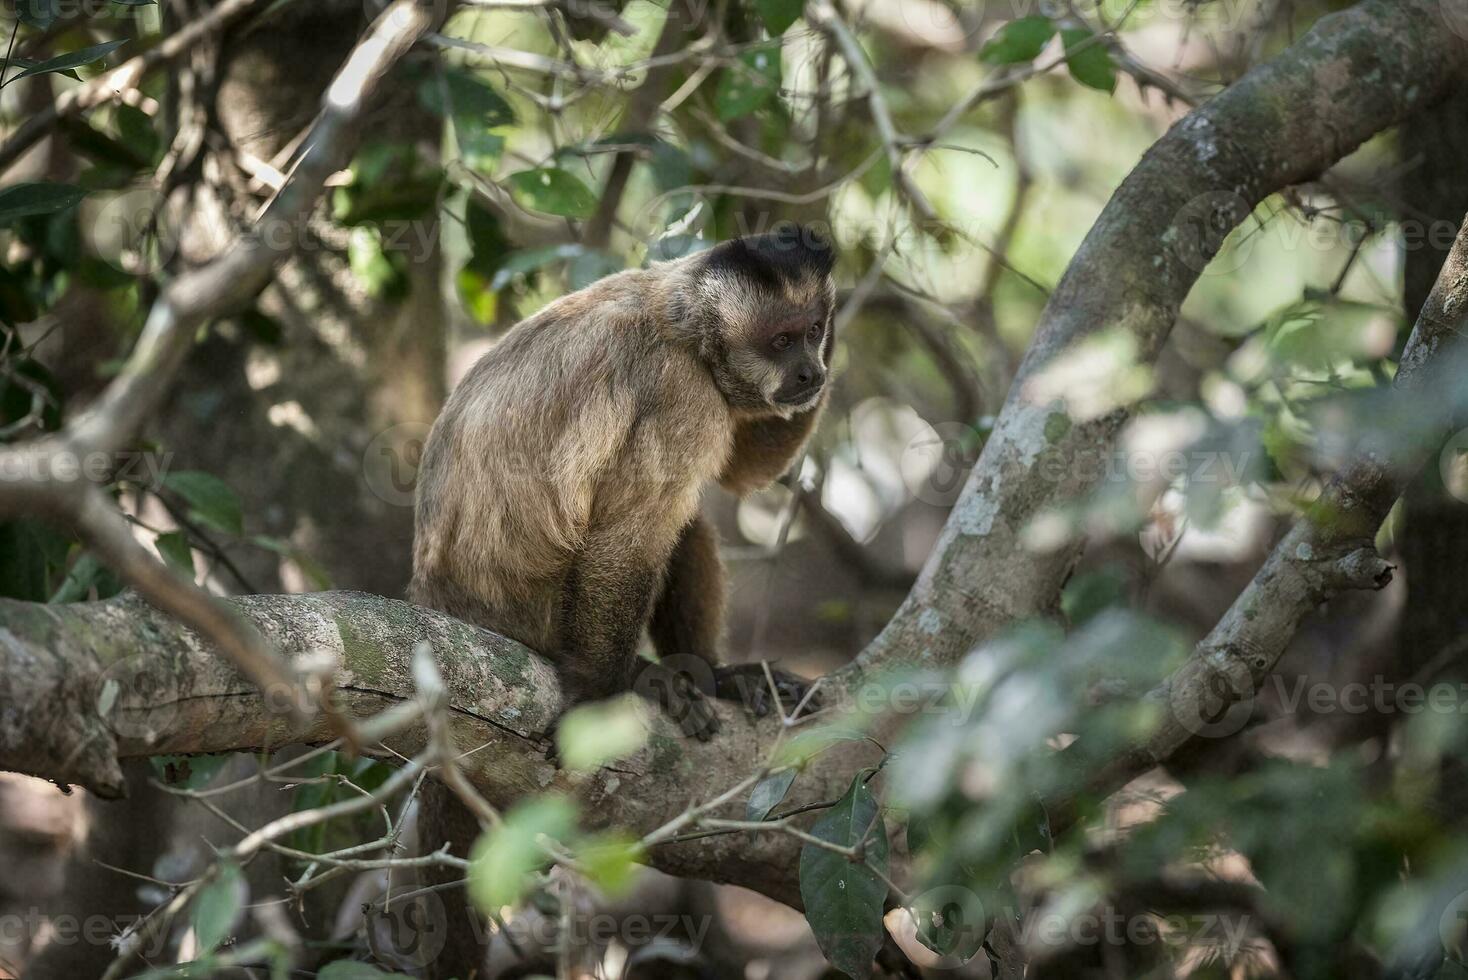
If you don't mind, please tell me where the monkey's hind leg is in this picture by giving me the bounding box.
[650,515,822,721]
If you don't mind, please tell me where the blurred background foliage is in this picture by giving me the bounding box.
[5,0,1468,977]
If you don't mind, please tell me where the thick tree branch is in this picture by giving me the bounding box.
[851,0,1468,677]
[0,591,855,907]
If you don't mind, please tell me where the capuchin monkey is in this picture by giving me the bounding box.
[411,225,833,731]
[410,225,835,979]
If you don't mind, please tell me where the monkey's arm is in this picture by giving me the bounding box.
[557,538,658,702]
[717,397,826,497]
[559,522,721,739]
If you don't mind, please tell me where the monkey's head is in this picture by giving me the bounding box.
[682,225,837,418]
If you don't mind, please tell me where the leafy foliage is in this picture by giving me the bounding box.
[799,774,890,979]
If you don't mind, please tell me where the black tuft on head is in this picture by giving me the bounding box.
[700,224,835,290]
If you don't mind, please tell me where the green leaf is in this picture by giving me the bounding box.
[980,16,1054,65]
[555,695,647,772]
[489,243,586,291]
[49,552,121,604]
[0,183,87,228]
[155,531,196,579]
[192,862,246,955]
[507,168,599,220]
[467,796,578,912]
[756,0,804,34]
[567,249,622,291]
[715,42,782,121]
[1061,27,1117,93]
[7,57,80,81]
[747,768,797,822]
[347,227,399,297]
[418,68,515,127]
[317,964,413,980]
[904,812,931,854]
[773,723,872,768]
[575,832,643,897]
[0,519,72,601]
[162,471,244,535]
[12,40,128,81]
[419,68,515,169]
[799,775,889,979]
[116,104,161,163]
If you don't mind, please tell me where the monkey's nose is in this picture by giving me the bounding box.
[796,368,825,389]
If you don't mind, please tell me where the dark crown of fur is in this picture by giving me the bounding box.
[700,224,835,291]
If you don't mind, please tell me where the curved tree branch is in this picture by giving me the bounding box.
[852,0,1468,676]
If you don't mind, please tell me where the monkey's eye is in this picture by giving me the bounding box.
[771,334,793,353]
[808,322,824,340]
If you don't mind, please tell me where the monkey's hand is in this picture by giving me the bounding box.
[713,663,824,720]
[636,660,721,741]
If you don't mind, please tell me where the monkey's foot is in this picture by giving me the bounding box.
[713,663,823,720]
[637,661,721,741]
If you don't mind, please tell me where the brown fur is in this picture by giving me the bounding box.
[411,233,833,980]
[410,237,833,701]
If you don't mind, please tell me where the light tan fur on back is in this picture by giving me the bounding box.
[410,265,735,654]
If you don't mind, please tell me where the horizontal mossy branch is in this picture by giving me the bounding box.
[0,591,873,907]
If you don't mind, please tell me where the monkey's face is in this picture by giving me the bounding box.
[694,227,836,417]
[754,300,831,412]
